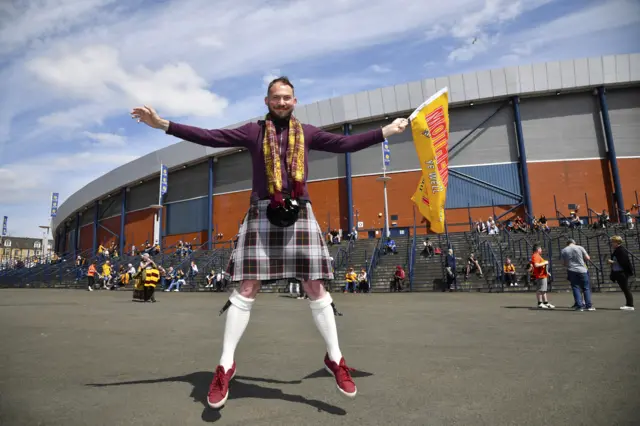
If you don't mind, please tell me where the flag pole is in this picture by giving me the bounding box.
[377,140,391,238]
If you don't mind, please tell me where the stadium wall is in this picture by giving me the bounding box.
[54,55,640,254]
[65,88,640,252]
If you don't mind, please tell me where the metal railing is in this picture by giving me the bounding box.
[335,234,356,270]
[408,228,417,291]
[366,235,386,288]
[477,239,503,292]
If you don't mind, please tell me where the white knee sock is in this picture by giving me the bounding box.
[309,293,343,363]
[219,290,254,371]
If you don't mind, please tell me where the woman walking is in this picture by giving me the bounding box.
[608,236,634,311]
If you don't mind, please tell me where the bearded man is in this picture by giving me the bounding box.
[131,77,408,409]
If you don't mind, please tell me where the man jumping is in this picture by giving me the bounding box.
[131,77,408,409]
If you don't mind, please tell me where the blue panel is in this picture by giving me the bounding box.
[446,163,521,209]
[166,197,208,235]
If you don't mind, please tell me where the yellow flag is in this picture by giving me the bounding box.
[408,87,450,233]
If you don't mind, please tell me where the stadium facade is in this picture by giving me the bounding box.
[52,54,640,256]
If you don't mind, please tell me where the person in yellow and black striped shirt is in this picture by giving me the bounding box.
[143,267,160,302]
[503,257,517,287]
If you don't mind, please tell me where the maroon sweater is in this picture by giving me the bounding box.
[166,120,385,202]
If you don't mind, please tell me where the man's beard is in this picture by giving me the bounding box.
[268,106,293,122]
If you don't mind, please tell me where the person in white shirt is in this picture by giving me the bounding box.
[357,268,368,293]
[216,270,224,291]
[127,263,136,279]
[205,269,216,289]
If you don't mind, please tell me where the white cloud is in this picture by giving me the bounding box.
[195,35,225,48]
[0,0,118,55]
[369,64,391,74]
[0,151,140,205]
[506,0,640,58]
[447,34,498,62]
[425,24,446,41]
[262,70,282,87]
[0,147,146,238]
[83,131,127,147]
[27,44,229,129]
[429,0,557,62]
[450,0,523,39]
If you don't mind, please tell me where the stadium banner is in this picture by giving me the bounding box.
[50,192,59,217]
[381,139,391,169]
[408,87,450,233]
[2,216,7,236]
[160,164,168,196]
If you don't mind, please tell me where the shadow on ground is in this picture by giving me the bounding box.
[86,369,374,423]
[502,306,622,311]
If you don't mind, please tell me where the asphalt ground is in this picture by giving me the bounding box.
[0,289,638,426]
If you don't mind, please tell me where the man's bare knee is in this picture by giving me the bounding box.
[238,280,261,299]
[302,280,327,300]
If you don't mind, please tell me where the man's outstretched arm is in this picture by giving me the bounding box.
[309,118,409,153]
[130,105,252,148]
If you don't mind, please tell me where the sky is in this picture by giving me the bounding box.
[0,0,639,238]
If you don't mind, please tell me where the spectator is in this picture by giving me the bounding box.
[569,211,582,229]
[357,268,368,293]
[607,236,634,311]
[514,216,528,232]
[538,214,549,231]
[486,217,495,231]
[465,253,483,279]
[165,269,186,292]
[101,260,112,289]
[215,270,226,292]
[344,267,357,293]
[503,257,517,287]
[561,239,594,311]
[385,239,397,254]
[87,262,97,292]
[595,209,610,229]
[623,210,634,229]
[127,263,136,282]
[391,265,405,292]
[421,238,434,257]
[205,269,216,290]
[531,244,555,309]
[505,219,515,232]
[75,255,84,282]
[188,260,199,284]
[445,248,457,291]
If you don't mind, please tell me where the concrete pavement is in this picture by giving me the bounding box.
[0,289,638,426]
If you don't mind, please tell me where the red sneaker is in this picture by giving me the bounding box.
[207,363,236,409]
[324,353,357,398]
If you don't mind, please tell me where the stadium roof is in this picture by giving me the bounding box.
[52,53,640,233]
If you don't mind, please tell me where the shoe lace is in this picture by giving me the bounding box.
[336,362,356,383]
[210,366,226,392]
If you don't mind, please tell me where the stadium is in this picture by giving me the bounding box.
[44,53,639,292]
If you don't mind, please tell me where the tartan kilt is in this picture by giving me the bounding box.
[225,200,334,282]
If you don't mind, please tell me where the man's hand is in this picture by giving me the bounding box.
[130,105,170,131]
[382,118,409,139]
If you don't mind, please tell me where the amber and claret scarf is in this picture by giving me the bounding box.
[263,114,305,207]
